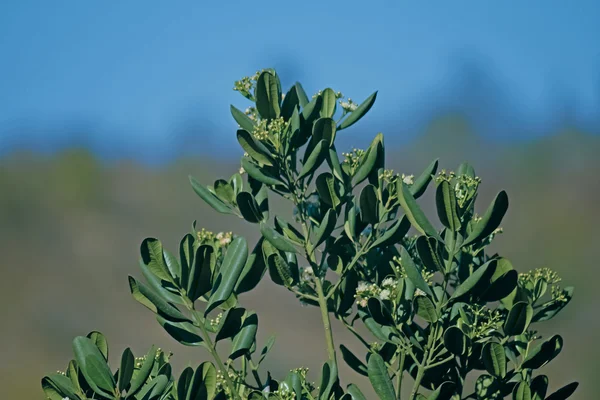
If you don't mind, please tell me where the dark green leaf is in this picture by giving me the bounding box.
[410,159,439,199]
[338,91,377,130]
[482,342,506,378]
[414,296,438,323]
[367,298,395,326]
[230,105,256,133]
[513,381,532,400]
[189,176,235,215]
[400,247,433,297]
[230,312,258,360]
[313,209,337,249]
[255,71,281,119]
[236,129,275,166]
[449,260,497,301]
[316,172,342,209]
[504,301,533,336]
[42,374,79,400]
[86,331,108,361]
[346,384,367,400]
[241,157,285,188]
[237,191,263,223]
[187,362,217,400]
[481,258,518,302]
[320,88,337,118]
[545,382,578,400]
[214,179,235,204]
[206,237,248,315]
[443,326,469,356]
[462,191,509,247]
[367,353,396,400]
[359,184,378,224]
[436,180,460,231]
[369,216,410,249]
[340,345,367,376]
[532,287,574,322]
[530,375,548,400]
[353,134,382,186]
[398,181,441,239]
[416,236,444,273]
[299,139,327,179]
[235,239,267,294]
[157,315,204,346]
[187,244,215,301]
[118,348,134,393]
[141,238,173,283]
[72,337,115,397]
[127,345,156,397]
[522,335,563,369]
[128,276,190,322]
[260,223,298,253]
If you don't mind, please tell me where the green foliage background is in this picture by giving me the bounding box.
[1,114,597,398]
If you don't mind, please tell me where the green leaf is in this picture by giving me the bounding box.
[214,179,235,204]
[86,331,108,361]
[462,191,509,247]
[141,238,173,283]
[414,295,438,323]
[293,82,309,107]
[42,374,79,400]
[398,181,441,239]
[187,362,217,400]
[410,159,439,199]
[513,381,532,400]
[118,348,135,393]
[274,216,305,245]
[260,223,298,253]
[416,236,444,273]
[236,129,275,166]
[189,175,235,215]
[340,344,367,376]
[316,172,342,209]
[157,315,204,346]
[268,253,295,286]
[443,326,469,356]
[177,367,194,400]
[353,133,382,186]
[338,91,377,130]
[187,244,215,301]
[367,353,396,400]
[72,337,115,397]
[206,237,248,315]
[299,139,327,179]
[359,184,379,224]
[367,298,395,326]
[436,180,460,231]
[281,84,301,120]
[369,216,410,249]
[230,105,256,133]
[241,157,285,188]
[179,233,195,292]
[449,259,497,302]
[482,342,506,378]
[313,209,337,249]
[530,375,548,400]
[504,301,533,336]
[128,276,190,322]
[302,94,323,122]
[532,286,574,322]
[320,88,337,118]
[481,258,518,302]
[313,117,337,147]
[230,311,258,360]
[255,70,281,119]
[346,384,367,400]
[127,345,156,397]
[235,239,268,294]
[400,247,433,298]
[259,335,276,365]
[427,382,455,400]
[319,361,339,400]
[237,191,263,223]
[522,335,563,369]
[215,307,246,342]
[545,382,578,400]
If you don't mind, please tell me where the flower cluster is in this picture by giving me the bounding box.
[519,267,562,286]
[252,116,288,143]
[340,97,358,113]
[391,255,434,284]
[342,148,366,175]
[466,305,503,338]
[197,229,233,248]
[401,173,414,185]
[355,277,399,307]
[435,170,481,208]
[233,71,261,100]
[209,312,224,329]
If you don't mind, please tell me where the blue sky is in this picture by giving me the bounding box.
[1,0,599,160]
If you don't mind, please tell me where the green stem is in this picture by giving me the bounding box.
[190,309,240,400]
[315,277,338,368]
[396,351,406,399]
[409,353,428,400]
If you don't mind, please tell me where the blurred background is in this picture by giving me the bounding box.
[1,1,599,398]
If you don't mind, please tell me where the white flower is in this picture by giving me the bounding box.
[402,174,414,185]
[239,167,245,175]
[415,288,426,297]
[379,289,391,300]
[356,281,369,293]
[382,277,396,288]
